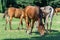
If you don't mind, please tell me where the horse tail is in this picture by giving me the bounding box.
[50,7,54,16]
[49,7,54,32]
[3,9,8,18]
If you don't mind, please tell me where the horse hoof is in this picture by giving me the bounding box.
[29,32,32,35]
[22,28,24,30]
[10,29,12,30]
[49,30,52,32]
[40,33,45,36]
[26,31,30,34]
[5,28,7,30]
[5,27,7,30]
[18,27,20,30]
[26,31,32,35]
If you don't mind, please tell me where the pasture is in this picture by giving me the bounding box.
[0,13,60,40]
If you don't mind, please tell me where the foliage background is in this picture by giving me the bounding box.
[0,0,60,13]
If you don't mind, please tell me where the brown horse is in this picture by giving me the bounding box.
[24,6,45,36]
[3,7,24,30]
[55,8,60,15]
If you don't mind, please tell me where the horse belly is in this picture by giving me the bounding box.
[15,10,22,18]
[14,14,21,18]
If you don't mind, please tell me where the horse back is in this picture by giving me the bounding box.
[14,8,24,18]
[8,7,16,17]
[55,8,60,12]
[25,6,40,19]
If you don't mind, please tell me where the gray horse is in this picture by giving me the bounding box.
[40,6,54,32]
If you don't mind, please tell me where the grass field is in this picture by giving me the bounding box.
[0,13,60,40]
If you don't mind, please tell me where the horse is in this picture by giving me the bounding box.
[3,7,24,30]
[55,8,60,15]
[40,6,54,32]
[24,6,45,36]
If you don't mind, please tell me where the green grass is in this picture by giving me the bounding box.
[0,13,60,40]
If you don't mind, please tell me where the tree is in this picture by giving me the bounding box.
[1,0,6,13]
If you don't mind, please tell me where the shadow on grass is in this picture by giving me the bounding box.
[49,30,59,32]
[31,35,60,40]
[32,29,59,35]
[30,30,60,40]
[3,30,60,40]
[3,38,30,40]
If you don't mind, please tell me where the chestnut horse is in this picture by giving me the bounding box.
[3,7,24,30]
[24,6,45,36]
[40,6,54,32]
[55,8,60,15]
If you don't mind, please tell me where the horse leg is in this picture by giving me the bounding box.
[29,19,35,34]
[27,22,31,34]
[50,20,52,32]
[25,17,31,34]
[20,15,24,29]
[50,15,53,32]
[26,21,31,34]
[18,20,21,30]
[9,17,12,30]
[45,15,49,33]
[56,10,57,15]
[18,15,23,30]
[5,16,9,30]
[43,17,46,25]
[21,20,23,29]
[25,16,29,33]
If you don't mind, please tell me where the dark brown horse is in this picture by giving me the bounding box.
[55,8,60,15]
[3,7,24,30]
[24,6,45,36]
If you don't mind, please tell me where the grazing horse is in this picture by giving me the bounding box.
[40,6,54,32]
[55,8,60,15]
[24,6,45,36]
[3,7,24,30]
